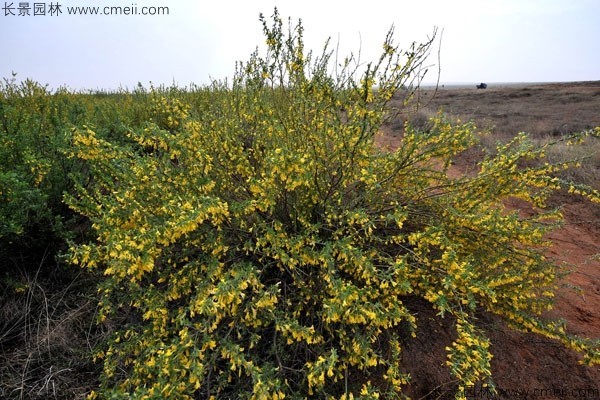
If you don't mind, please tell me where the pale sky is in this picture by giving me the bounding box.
[2,0,599,91]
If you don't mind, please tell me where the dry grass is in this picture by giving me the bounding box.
[0,253,105,400]
[412,82,600,137]
[538,135,600,187]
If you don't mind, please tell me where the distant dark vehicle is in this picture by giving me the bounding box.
[476,82,488,89]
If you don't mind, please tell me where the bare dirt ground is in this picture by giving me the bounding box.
[381,82,600,399]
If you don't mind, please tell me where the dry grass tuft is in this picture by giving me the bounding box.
[0,256,105,400]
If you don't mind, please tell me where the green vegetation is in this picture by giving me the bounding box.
[1,9,599,400]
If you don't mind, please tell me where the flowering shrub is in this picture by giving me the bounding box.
[67,10,600,399]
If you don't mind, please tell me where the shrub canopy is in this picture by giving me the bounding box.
[67,9,600,400]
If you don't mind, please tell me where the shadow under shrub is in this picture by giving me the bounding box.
[67,10,600,400]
